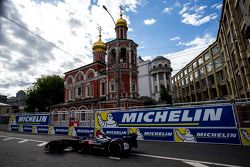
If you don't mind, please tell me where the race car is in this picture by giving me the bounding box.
[43,133,137,156]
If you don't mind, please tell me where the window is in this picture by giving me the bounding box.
[110,49,116,64]
[181,79,185,86]
[110,80,115,92]
[193,61,197,69]
[131,50,136,64]
[194,71,198,79]
[159,64,162,68]
[120,48,126,63]
[204,52,210,61]
[153,75,157,81]
[184,69,187,75]
[200,67,205,77]
[195,81,200,89]
[188,65,192,73]
[212,45,219,55]
[206,63,212,73]
[100,81,105,96]
[198,58,203,66]
[216,70,224,82]
[214,57,222,68]
[180,72,183,78]
[77,87,82,96]
[86,84,92,97]
[185,77,189,85]
[159,73,164,80]
[68,89,72,100]
[155,85,158,92]
[241,24,250,47]
[190,74,193,82]
[81,112,86,121]
[62,113,66,121]
[165,64,168,67]
[132,80,136,92]
[236,72,243,89]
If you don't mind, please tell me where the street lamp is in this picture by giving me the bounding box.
[103,5,120,108]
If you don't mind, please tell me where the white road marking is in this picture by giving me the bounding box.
[37,142,48,147]
[18,139,28,143]
[132,153,242,167]
[184,161,210,167]
[109,156,121,160]
[0,135,47,145]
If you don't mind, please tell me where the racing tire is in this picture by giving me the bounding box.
[108,142,123,157]
[48,141,64,154]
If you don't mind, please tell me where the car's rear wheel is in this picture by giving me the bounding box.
[49,141,64,154]
[108,142,123,157]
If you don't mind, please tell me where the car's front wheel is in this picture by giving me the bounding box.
[108,142,123,157]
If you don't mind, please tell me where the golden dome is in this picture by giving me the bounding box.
[92,35,106,52]
[116,17,127,27]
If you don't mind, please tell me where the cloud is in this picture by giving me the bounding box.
[211,3,222,10]
[166,34,215,75]
[144,18,156,25]
[179,3,217,26]
[0,0,143,97]
[181,13,217,26]
[138,34,215,76]
[170,36,180,41]
[163,7,172,14]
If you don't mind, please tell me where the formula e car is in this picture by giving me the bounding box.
[44,133,137,156]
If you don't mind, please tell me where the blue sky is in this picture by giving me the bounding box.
[0,0,222,97]
[127,0,222,57]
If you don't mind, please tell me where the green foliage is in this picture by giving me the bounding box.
[160,85,172,104]
[25,75,64,112]
[139,96,157,106]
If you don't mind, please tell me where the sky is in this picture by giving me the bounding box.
[0,0,223,97]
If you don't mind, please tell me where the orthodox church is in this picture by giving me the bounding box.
[51,13,142,112]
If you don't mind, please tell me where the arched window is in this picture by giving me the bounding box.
[110,80,115,92]
[132,80,136,92]
[159,64,162,68]
[120,48,126,63]
[131,50,135,64]
[111,49,116,64]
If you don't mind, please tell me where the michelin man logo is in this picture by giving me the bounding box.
[97,112,118,128]
[175,128,196,142]
[241,129,250,141]
[136,128,144,140]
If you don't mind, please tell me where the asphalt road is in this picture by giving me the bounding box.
[0,131,250,167]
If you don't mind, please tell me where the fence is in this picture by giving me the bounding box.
[2,98,250,146]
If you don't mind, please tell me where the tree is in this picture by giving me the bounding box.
[160,85,172,104]
[139,96,157,106]
[25,75,64,112]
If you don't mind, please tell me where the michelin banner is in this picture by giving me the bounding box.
[99,128,174,141]
[75,127,94,137]
[15,114,50,125]
[11,125,19,131]
[174,128,240,145]
[96,105,236,128]
[240,128,250,146]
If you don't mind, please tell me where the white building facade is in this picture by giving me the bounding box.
[138,56,172,102]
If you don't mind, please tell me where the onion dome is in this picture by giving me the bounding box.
[116,17,127,27]
[92,34,106,52]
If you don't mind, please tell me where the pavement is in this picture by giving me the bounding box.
[0,130,250,167]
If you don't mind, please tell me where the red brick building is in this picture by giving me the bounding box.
[51,14,142,112]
